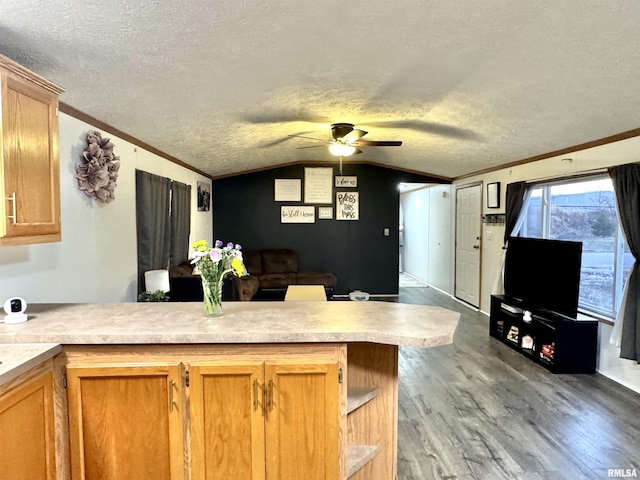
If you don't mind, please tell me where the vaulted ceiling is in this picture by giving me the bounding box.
[2,1,640,179]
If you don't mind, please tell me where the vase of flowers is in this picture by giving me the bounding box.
[191,240,246,317]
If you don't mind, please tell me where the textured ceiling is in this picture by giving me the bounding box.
[2,1,640,179]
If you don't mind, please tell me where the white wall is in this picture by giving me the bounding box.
[0,113,212,303]
[400,184,454,293]
[454,135,640,394]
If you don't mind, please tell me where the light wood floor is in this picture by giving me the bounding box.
[387,286,640,480]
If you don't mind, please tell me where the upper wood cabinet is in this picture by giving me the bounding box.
[0,54,64,246]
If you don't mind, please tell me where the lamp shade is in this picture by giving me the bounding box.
[144,269,170,293]
[328,143,356,157]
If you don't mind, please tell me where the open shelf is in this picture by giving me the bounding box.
[347,386,380,414]
[489,295,598,374]
[346,444,381,478]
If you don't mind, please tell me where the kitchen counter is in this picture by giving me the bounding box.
[0,343,61,386]
[0,301,459,347]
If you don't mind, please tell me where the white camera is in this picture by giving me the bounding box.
[3,297,28,324]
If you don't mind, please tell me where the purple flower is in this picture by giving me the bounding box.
[210,249,222,262]
[235,244,242,250]
[215,240,223,248]
[226,242,234,249]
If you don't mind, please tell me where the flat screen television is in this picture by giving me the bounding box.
[504,237,582,318]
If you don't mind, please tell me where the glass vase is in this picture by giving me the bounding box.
[202,277,223,317]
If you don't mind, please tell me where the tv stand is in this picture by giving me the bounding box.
[489,295,598,374]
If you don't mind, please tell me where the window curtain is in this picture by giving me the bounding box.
[136,170,171,292]
[170,181,192,268]
[608,164,640,362]
[492,181,532,295]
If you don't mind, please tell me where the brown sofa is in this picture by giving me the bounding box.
[234,248,337,301]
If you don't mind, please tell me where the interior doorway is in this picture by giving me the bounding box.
[455,183,482,307]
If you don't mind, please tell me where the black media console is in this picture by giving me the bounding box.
[489,295,598,374]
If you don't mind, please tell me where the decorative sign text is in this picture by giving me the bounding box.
[281,206,315,223]
[304,167,333,204]
[274,179,301,201]
[335,176,357,187]
[336,191,359,220]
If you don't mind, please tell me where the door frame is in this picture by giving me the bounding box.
[454,181,483,308]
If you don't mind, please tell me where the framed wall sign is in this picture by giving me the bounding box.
[336,191,359,220]
[274,179,301,201]
[304,167,333,204]
[335,176,357,188]
[487,182,500,208]
[318,206,333,219]
[281,206,315,223]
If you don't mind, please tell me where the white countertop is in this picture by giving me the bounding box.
[0,343,62,386]
[0,301,459,348]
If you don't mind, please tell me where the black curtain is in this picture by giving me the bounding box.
[609,164,640,362]
[503,181,529,244]
[136,170,171,292]
[170,181,192,268]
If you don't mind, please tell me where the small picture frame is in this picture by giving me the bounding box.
[318,206,333,219]
[487,182,500,209]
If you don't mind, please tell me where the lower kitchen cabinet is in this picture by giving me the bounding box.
[190,358,341,480]
[0,363,56,480]
[65,364,185,480]
[63,344,346,480]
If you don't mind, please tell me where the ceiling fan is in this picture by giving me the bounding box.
[290,123,402,157]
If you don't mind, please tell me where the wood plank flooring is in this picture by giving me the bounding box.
[384,286,640,480]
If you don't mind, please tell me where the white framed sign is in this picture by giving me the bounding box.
[274,179,301,201]
[281,206,315,223]
[318,206,333,219]
[335,176,357,188]
[336,191,359,220]
[304,167,333,204]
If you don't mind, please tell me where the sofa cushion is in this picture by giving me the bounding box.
[259,272,297,289]
[243,250,262,275]
[261,249,298,274]
[169,262,195,278]
[296,271,338,288]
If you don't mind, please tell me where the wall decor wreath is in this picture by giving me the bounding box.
[75,130,121,203]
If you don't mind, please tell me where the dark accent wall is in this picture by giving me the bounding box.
[213,163,447,295]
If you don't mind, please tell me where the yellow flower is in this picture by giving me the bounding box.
[192,240,208,252]
[231,257,245,276]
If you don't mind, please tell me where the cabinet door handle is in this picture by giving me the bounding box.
[169,379,176,412]
[253,379,259,411]
[6,193,16,224]
[267,379,274,412]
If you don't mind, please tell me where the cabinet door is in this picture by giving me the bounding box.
[265,362,340,480]
[190,362,266,480]
[66,365,184,480]
[0,371,56,480]
[1,73,60,242]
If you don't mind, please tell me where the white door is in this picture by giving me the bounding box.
[455,184,482,307]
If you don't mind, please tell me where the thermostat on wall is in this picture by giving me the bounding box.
[3,297,28,324]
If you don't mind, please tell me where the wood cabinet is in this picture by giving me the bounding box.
[0,54,63,246]
[489,295,598,373]
[65,364,185,480]
[0,360,57,480]
[190,356,341,480]
[64,344,346,480]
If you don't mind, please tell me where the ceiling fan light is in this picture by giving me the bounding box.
[328,143,357,157]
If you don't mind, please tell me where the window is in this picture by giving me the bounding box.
[520,176,631,319]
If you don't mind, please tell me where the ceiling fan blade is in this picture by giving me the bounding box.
[363,120,479,140]
[288,134,329,143]
[353,140,402,147]
[295,145,326,150]
[260,131,315,148]
[342,128,368,143]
